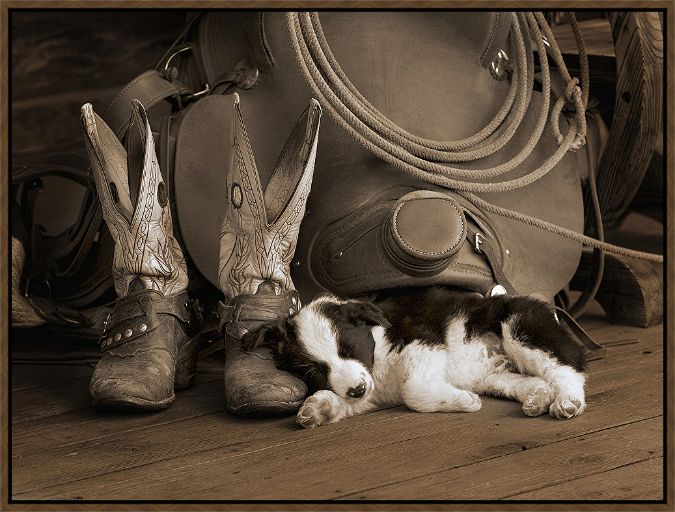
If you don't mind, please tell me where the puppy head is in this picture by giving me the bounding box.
[242,294,390,400]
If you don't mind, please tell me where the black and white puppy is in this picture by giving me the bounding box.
[243,287,587,428]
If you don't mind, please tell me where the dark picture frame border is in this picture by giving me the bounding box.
[1,2,672,510]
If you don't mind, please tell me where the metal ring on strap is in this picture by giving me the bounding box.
[163,44,210,100]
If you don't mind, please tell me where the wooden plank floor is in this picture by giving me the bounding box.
[10,301,664,502]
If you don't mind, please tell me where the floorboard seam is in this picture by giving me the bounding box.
[334,414,663,500]
[11,372,92,394]
[13,410,412,497]
[500,454,664,499]
[11,408,229,456]
[11,376,222,428]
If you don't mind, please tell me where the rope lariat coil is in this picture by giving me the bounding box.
[286,11,662,264]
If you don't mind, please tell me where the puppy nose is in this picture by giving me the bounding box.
[347,381,367,398]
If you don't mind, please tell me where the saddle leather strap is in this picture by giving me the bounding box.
[567,118,605,318]
[479,12,514,69]
[466,225,518,296]
[12,157,114,306]
[154,12,272,100]
[209,62,260,95]
[555,306,606,361]
[102,70,191,138]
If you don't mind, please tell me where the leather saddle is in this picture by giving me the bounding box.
[170,11,599,303]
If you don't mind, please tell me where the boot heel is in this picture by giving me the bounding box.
[175,336,199,390]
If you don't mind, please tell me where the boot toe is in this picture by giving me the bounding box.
[224,345,307,416]
[90,350,176,410]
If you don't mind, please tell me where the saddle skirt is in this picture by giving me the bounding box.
[173,12,592,302]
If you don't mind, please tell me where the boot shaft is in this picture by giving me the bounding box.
[81,101,188,298]
[219,93,322,300]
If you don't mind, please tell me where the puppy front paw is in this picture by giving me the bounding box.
[296,390,342,429]
[549,395,586,419]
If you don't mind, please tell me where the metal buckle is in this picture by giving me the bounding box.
[489,49,510,81]
[163,44,209,101]
[186,83,209,100]
[24,275,51,299]
[102,311,112,334]
[473,232,485,254]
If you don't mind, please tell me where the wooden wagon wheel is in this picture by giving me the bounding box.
[572,11,663,328]
[584,11,663,231]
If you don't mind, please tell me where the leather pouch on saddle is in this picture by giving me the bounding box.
[310,189,508,298]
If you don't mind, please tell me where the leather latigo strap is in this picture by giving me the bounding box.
[218,290,300,336]
[554,306,606,361]
[465,224,518,296]
[102,70,191,139]
[100,289,192,351]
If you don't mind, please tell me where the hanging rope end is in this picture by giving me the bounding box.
[570,134,586,151]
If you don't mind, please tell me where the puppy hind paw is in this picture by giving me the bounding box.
[549,396,586,419]
[521,382,554,417]
[457,390,482,412]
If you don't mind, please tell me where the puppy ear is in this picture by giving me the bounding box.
[241,321,287,351]
[345,302,391,328]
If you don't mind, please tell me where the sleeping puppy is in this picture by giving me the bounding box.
[242,287,587,428]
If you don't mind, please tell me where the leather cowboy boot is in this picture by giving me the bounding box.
[81,100,200,410]
[219,93,322,416]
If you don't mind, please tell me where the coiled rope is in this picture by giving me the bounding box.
[286,11,663,263]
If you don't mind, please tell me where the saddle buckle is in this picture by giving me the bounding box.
[489,49,511,80]
[102,311,112,334]
[473,232,485,254]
